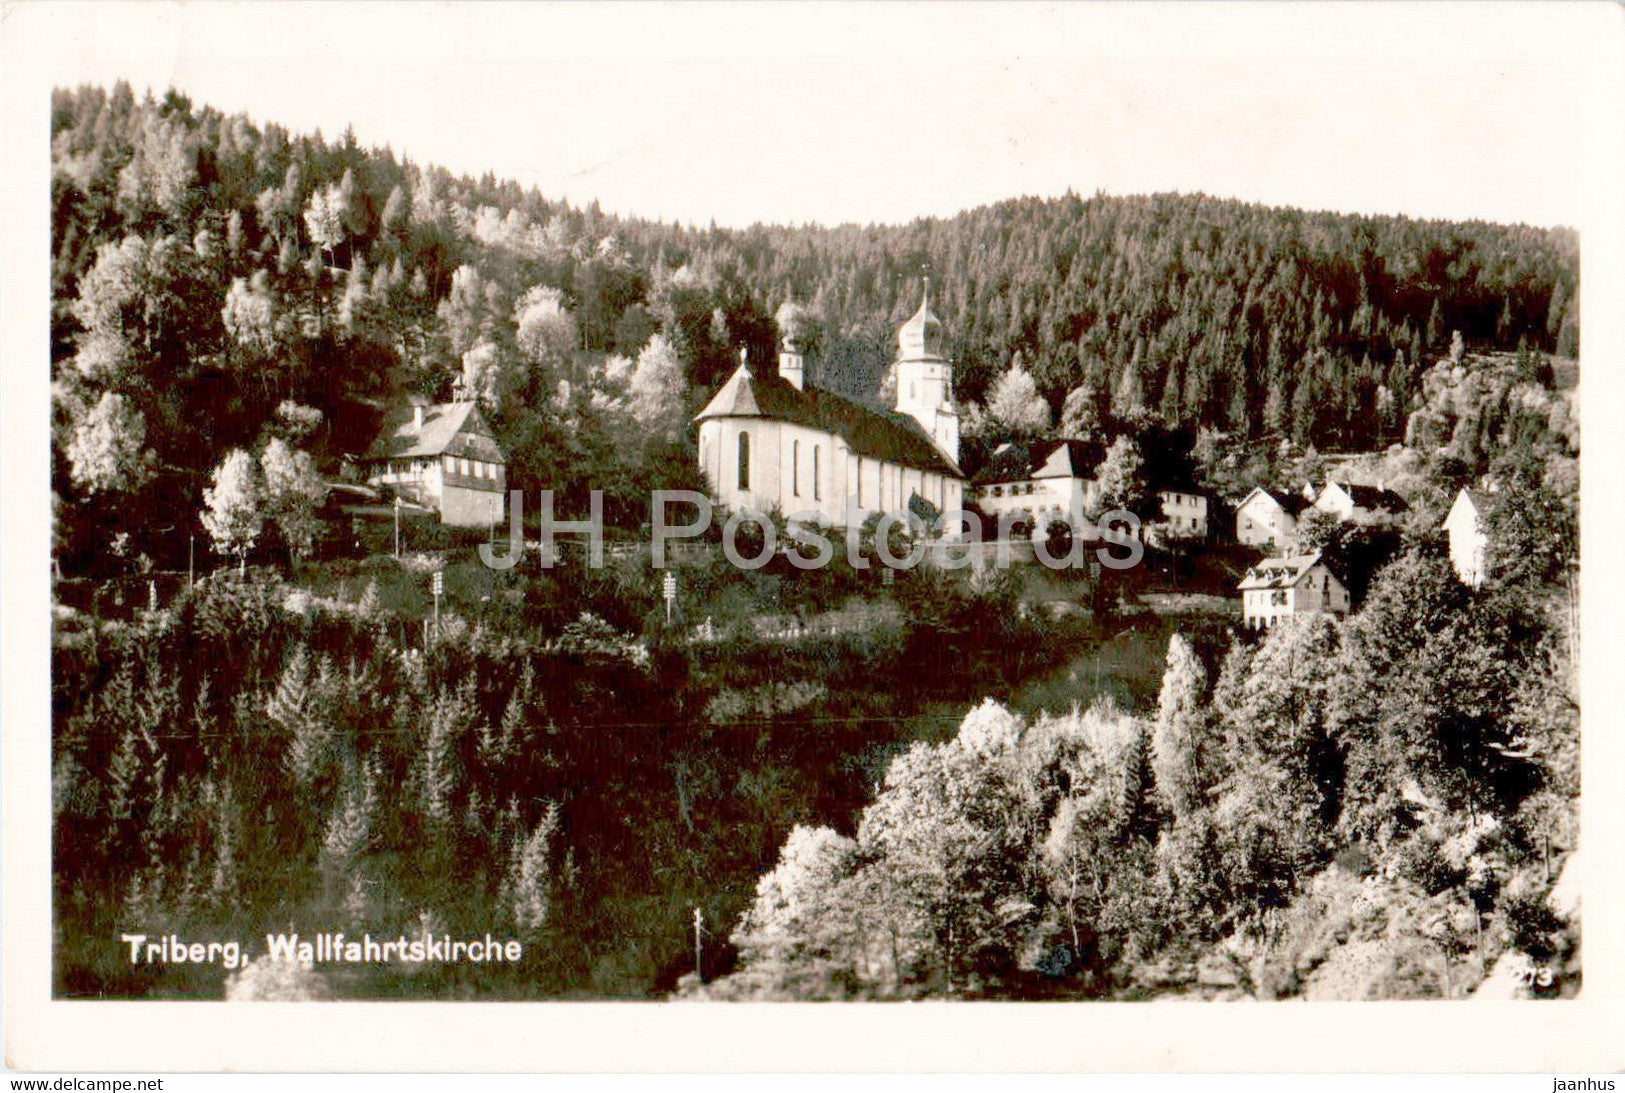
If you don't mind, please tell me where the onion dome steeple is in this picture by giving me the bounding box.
[897,277,945,362]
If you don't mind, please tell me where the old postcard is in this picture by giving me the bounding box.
[3,0,1623,1076]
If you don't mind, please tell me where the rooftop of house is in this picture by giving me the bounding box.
[1238,551,1332,591]
[695,361,963,478]
[1244,486,1312,517]
[974,438,1105,486]
[1326,481,1410,513]
[1445,486,1499,525]
[362,399,506,464]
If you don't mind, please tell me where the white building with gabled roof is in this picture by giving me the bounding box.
[1237,551,1349,629]
[1314,480,1410,524]
[1235,486,1312,549]
[973,439,1104,528]
[1442,487,1494,588]
[360,397,507,527]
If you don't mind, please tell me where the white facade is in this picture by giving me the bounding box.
[976,475,1098,527]
[694,287,967,528]
[1239,554,1350,629]
[363,401,506,528]
[1442,489,1490,588]
[697,415,964,526]
[1236,488,1300,549]
[1156,488,1210,540]
[367,454,505,528]
[893,280,960,464]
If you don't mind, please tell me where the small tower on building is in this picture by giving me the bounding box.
[894,278,960,465]
[778,333,805,390]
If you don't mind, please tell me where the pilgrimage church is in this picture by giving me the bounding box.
[695,283,966,525]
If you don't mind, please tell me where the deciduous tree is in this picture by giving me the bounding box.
[200,449,265,575]
[66,391,151,496]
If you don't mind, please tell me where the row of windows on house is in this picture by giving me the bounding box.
[982,484,1206,509]
[733,433,823,501]
[386,455,501,480]
[983,482,1042,498]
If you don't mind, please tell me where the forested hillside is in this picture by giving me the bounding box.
[51,83,1578,573]
[49,83,1582,1004]
[698,552,1579,1001]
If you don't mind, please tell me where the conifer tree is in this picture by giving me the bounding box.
[505,803,560,935]
[1151,633,1214,818]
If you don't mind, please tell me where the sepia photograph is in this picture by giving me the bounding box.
[4,0,1623,1077]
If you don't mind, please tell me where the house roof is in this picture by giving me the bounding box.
[362,400,506,464]
[695,363,964,478]
[1240,486,1311,517]
[976,441,1036,485]
[1329,481,1410,513]
[1443,486,1496,528]
[1238,551,1334,591]
[1033,439,1106,480]
[974,438,1104,486]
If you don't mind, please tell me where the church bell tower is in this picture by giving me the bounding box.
[894,278,960,465]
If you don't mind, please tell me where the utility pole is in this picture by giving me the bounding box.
[394,496,402,559]
[187,533,194,593]
[431,568,443,640]
[692,907,704,982]
[663,571,677,626]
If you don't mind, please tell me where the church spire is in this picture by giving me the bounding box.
[893,281,958,465]
[897,277,944,362]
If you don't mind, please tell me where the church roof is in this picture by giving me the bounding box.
[695,364,963,479]
[362,400,506,463]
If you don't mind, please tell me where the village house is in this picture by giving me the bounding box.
[973,439,1104,530]
[1237,551,1350,629]
[972,441,1208,544]
[1235,486,1312,550]
[1155,487,1210,541]
[1441,487,1493,588]
[695,283,966,526]
[1313,479,1410,524]
[360,396,507,528]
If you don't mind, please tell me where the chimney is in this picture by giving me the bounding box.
[413,405,425,431]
